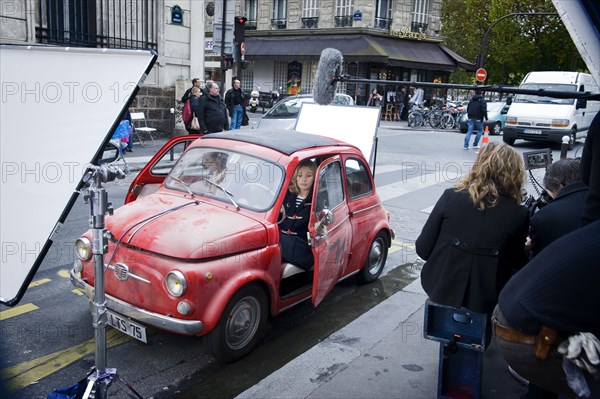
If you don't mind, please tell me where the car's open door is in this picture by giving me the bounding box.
[310,156,353,306]
[125,134,201,204]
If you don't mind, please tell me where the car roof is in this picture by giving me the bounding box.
[201,129,345,155]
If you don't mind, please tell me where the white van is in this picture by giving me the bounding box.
[503,71,600,148]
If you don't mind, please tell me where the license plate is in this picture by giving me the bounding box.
[107,310,147,343]
[524,129,542,134]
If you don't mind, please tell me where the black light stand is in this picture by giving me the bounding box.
[81,164,143,399]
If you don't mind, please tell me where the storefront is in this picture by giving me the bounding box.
[241,32,474,105]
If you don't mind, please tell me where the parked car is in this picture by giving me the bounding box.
[71,130,393,362]
[254,93,354,130]
[459,101,510,135]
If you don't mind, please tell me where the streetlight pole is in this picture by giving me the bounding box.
[476,12,559,71]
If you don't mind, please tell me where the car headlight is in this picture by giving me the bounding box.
[75,237,92,260]
[166,270,187,297]
[551,119,569,128]
[505,116,517,125]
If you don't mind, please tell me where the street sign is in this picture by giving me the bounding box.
[476,68,487,82]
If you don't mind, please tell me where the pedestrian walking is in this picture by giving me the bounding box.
[464,90,488,149]
[198,82,229,134]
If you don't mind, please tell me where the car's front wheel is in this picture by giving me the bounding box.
[492,121,502,135]
[357,231,389,284]
[203,284,268,362]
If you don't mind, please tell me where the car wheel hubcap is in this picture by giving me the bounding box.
[226,296,260,350]
[368,239,384,275]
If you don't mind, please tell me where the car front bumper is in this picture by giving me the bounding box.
[70,268,203,335]
[503,126,572,143]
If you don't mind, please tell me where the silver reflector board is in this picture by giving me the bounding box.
[1,45,157,306]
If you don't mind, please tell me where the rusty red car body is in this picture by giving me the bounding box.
[71,129,393,362]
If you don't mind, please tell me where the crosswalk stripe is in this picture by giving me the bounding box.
[377,170,461,203]
[0,303,39,321]
[3,328,132,392]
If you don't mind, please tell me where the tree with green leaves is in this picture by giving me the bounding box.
[441,0,586,85]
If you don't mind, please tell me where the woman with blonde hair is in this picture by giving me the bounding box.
[279,159,317,270]
[416,143,529,315]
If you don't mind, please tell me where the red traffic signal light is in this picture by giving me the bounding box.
[221,57,234,70]
[234,16,247,43]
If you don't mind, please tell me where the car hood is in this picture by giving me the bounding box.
[507,103,573,120]
[106,194,268,259]
[255,117,297,130]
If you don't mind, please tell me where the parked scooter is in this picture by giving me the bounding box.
[248,90,259,113]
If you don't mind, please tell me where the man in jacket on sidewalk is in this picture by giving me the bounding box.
[464,90,488,149]
[225,79,247,130]
[199,82,229,134]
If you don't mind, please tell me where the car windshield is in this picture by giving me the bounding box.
[265,97,311,118]
[164,147,285,212]
[513,83,576,105]
[264,94,353,119]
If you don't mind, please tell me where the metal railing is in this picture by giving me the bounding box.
[302,17,319,29]
[35,0,158,49]
[335,15,353,27]
[374,17,391,30]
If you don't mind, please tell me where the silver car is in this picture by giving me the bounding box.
[254,93,354,130]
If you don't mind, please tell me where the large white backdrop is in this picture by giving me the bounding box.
[295,103,380,164]
[0,46,156,305]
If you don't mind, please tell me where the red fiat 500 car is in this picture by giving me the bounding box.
[71,129,393,362]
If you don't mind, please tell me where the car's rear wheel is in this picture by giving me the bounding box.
[203,284,267,362]
[357,232,389,284]
[568,127,576,150]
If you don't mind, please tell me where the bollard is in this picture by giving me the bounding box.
[169,107,176,139]
[560,135,570,159]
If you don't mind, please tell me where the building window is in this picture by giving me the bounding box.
[35,0,158,49]
[240,63,255,92]
[272,0,287,29]
[274,61,288,93]
[245,0,258,30]
[374,0,391,30]
[335,0,353,27]
[412,0,429,32]
[302,0,319,29]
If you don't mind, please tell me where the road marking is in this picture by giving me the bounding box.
[57,269,71,279]
[0,303,39,321]
[71,289,84,296]
[3,328,132,392]
[389,240,415,254]
[377,170,462,202]
[28,278,51,288]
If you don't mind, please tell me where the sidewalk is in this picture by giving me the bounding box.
[236,279,528,399]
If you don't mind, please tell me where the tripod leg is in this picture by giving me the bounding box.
[115,373,144,399]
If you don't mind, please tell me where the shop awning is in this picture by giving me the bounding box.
[244,34,474,71]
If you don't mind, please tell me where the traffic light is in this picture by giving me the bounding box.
[234,16,247,43]
[222,57,234,70]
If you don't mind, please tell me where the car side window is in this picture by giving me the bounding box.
[150,141,190,175]
[315,161,344,213]
[345,158,373,199]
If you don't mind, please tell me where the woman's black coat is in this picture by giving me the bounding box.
[416,188,529,314]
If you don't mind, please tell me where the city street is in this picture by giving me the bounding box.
[0,117,582,399]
